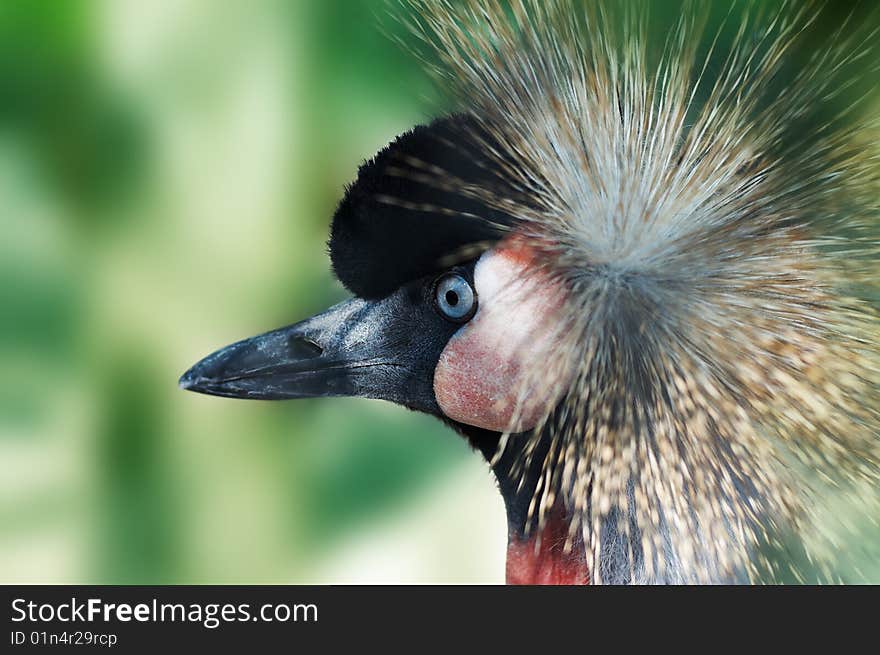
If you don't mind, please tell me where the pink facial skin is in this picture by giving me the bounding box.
[433,240,573,433]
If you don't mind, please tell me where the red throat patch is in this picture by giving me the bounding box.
[505,510,590,585]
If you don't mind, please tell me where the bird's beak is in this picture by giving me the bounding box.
[179,297,406,401]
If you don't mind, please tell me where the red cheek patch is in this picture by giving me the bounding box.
[433,243,573,433]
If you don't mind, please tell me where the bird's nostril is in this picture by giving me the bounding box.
[288,336,323,359]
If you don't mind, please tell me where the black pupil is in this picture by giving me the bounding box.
[445,290,459,306]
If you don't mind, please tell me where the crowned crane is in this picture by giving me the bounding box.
[180,1,880,584]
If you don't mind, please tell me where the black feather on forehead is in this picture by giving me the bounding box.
[328,114,518,299]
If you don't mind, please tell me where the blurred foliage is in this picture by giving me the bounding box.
[0,0,877,583]
[0,0,147,219]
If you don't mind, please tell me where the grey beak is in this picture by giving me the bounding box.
[179,297,396,400]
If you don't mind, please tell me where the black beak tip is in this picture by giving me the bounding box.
[178,366,202,392]
[178,365,232,398]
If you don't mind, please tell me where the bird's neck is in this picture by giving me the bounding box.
[454,422,591,584]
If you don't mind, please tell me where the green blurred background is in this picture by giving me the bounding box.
[1,0,877,584]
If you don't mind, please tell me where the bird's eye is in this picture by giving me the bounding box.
[433,273,477,322]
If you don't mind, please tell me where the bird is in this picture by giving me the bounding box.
[180,0,880,584]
